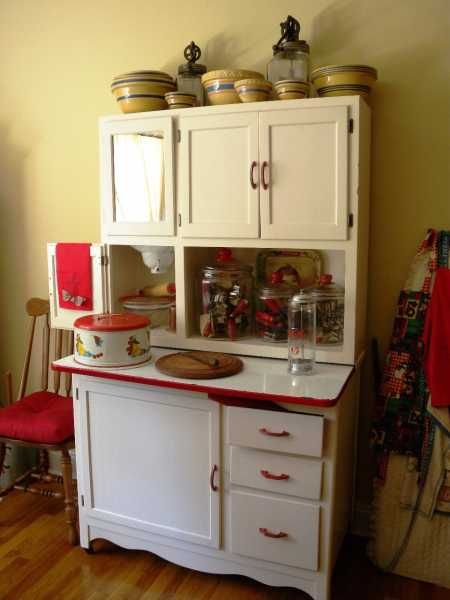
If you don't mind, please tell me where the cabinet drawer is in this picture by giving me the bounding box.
[230,490,319,570]
[230,446,322,500]
[227,406,323,457]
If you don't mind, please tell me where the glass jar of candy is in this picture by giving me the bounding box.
[200,248,253,340]
[255,283,295,342]
[311,274,344,346]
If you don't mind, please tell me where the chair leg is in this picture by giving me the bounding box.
[39,450,49,476]
[0,443,7,483]
[60,449,78,545]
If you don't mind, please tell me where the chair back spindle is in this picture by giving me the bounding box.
[53,329,63,394]
[41,312,50,391]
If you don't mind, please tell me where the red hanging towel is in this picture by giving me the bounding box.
[56,243,93,311]
[423,267,450,407]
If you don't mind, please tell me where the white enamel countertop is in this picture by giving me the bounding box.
[53,348,353,407]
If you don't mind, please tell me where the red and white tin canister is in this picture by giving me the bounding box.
[73,313,151,368]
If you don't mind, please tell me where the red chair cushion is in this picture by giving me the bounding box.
[0,391,74,444]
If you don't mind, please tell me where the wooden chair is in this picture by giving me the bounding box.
[0,298,78,545]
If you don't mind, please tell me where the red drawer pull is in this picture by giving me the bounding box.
[210,464,218,491]
[259,427,290,437]
[259,527,288,539]
[260,469,290,481]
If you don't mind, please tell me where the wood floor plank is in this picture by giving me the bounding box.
[0,490,448,600]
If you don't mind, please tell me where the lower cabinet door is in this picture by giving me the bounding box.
[77,380,220,548]
[230,490,320,570]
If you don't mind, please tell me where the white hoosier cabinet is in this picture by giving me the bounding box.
[49,95,371,600]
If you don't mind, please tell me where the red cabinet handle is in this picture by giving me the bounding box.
[250,161,258,189]
[261,161,269,190]
[260,469,290,481]
[259,527,288,539]
[259,427,290,437]
[210,464,218,491]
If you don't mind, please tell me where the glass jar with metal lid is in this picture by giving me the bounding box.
[200,248,253,340]
[267,15,310,85]
[288,288,316,374]
[255,274,296,342]
[177,41,207,106]
[311,274,345,345]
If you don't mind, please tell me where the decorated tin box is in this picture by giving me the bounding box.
[73,313,151,368]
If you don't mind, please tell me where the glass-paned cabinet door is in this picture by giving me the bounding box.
[100,117,175,239]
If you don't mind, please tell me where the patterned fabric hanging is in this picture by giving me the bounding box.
[371,230,450,480]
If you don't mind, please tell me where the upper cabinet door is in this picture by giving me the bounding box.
[179,112,259,238]
[100,117,175,239]
[259,106,349,240]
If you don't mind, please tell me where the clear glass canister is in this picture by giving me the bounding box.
[267,41,310,84]
[256,284,295,342]
[200,248,253,340]
[267,16,310,84]
[288,289,316,375]
[177,41,206,106]
[311,274,345,345]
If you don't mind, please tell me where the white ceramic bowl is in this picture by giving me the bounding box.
[74,313,151,368]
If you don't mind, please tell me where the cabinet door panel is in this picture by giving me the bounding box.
[101,117,175,238]
[179,113,259,238]
[260,106,349,240]
[78,382,220,548]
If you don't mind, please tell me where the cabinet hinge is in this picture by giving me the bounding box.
[75,388,79,400]
[80,494,85,507]
[178,213,182,227]
[348,118,354,133]
[177,130,181,143]
[348,213,354,227]
[100,255,109,267]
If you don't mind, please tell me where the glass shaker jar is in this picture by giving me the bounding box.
[255,280,295,342]
[200,248,253,340]
[267,15,310,85]
[288,289,316,375]
[311,274,345,346]
[177,41,207,106]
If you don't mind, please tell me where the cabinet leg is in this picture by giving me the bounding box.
[83,541,94,554]
[61,449,78,545]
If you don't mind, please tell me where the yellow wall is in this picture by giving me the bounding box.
[0,0,449,503]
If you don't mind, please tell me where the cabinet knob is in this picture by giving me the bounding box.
[259,527,288,539]
[260,469,290,481]
[261,161,269,190]
[250,161,258,189]
[258,427,290,437]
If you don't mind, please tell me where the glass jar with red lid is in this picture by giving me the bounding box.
[200,248,253,340]
[310,274,345,345]
[255,271,297,342]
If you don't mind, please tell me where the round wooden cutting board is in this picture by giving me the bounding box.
[155,351,243,379]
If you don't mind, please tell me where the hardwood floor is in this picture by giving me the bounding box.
[0,490,448,600]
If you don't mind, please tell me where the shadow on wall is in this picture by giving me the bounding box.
[159,29,274,78]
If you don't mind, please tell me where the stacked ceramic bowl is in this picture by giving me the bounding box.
[311,65,377,100]
[202,70,264,105]
[274,80,309,100]
[111,70,176,113]
[234,78,272,103]
[164,91,197,109]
